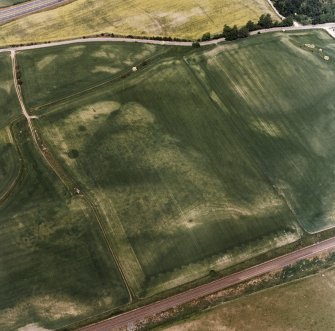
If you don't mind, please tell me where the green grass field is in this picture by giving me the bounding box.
[18,42,162,109]
[23,33,334,299]
[0,0,278,45]
[3,30,335,328]
[0,53,129,331]
[161,267,335,331]
[188,30,335,232]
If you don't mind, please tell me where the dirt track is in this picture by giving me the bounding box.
[0,23,334,54]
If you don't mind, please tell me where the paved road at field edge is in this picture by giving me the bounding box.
[0,23,334,53]
[81,237,335,331]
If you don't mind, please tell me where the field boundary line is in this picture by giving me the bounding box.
[184,56,305,236]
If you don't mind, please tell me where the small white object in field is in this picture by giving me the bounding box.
[304,43,315,49]
[319,48,323,52]
[282,29,286,32]
[132,66,138,72]
[324,56,330,61]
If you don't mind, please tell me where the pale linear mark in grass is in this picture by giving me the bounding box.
[147,228,301,296]
[205,47,288,138]
[98,102,201,292]
[65,45,86,58]
[91,48,117,59]
[228,47,293,118]
[184,53,304,236]
[138,134,199,232]
[184,58,229,113]
[112,101,294,294]
[91,66,120,74]
[5,125,14,143]
[229,48,272,111]
[36,54,58,70]
[42,101,146,296]
[1,294,90,331]
[183,59,292,225]
[0,78,13,94]
[93,187,146,297]
[18,324,51,331]
[30,48,168,114]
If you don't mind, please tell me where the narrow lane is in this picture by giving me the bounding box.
[0,23,334,53]
[10,50,38,142]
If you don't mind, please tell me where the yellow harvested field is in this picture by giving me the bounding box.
[0,0,278,45]
[163,268,335,331]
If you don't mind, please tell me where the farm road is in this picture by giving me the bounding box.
[10,51,38,144]
[81,237,335,330]
[0,23,334,54]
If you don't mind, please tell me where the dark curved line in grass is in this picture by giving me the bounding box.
[0,116,26,206]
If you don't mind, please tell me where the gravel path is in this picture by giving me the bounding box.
[0,23,334,54]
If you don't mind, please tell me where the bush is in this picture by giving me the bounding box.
[258,14,273,28]
[245,20,258,31]
[281,16,294,27]
[223,25,239,41]
[238,26,250,38]
[201,32,211,41]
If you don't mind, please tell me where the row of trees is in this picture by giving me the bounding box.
[200,14,293,43]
